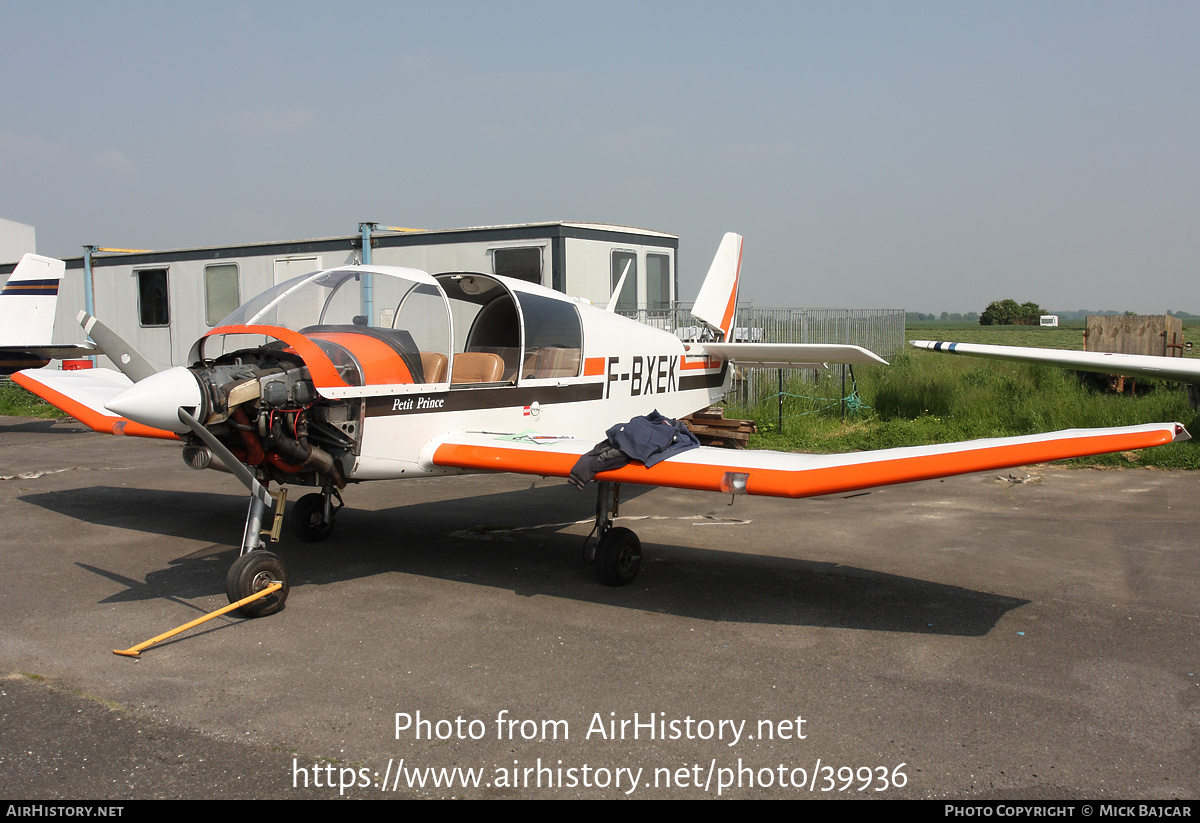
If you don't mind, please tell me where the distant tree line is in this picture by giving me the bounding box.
[906,311,980,322]
[978,299,1045,326]
[907,307,1198,322]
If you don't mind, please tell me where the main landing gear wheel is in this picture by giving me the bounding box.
[292,492,334,542]
[595,527,642,587]
[226,551,289,617]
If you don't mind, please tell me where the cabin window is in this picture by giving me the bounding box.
[516,291,582,379]
[437,273,522,383]
[204,264,240,325]
[646,253,671,310]
[493,247,542,284]
[610,251,638,313]
[137,269,170,327]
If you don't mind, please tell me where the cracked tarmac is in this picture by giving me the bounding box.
[2,417,1198,799]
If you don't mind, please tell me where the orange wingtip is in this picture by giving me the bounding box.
[12,372,179,440]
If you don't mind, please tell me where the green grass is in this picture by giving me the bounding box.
[0,381,66,419]
[725,350,1200,469]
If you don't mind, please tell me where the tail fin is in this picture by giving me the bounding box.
[691,233,743,341]
[0,253,66,347]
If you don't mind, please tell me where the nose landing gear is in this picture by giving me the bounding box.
[226,550,289,617]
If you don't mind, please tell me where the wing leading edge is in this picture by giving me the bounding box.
[428,422,1188,499]
[686,342,888,369]
[911,340,1200,383]
[13,368,179,439]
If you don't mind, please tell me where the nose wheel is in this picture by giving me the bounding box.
[226,550,289,617]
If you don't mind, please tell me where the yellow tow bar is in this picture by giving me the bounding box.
[113,583,283,657]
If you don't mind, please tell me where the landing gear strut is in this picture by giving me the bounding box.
[587,481,642,586]
[229,486,291,616]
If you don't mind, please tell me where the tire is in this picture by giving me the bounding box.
[292,492,334,542]
[226,551,289,617]
[595,527,642,586]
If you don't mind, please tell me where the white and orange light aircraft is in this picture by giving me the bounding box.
[10,235,1189,616]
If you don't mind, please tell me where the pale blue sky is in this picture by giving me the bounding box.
[2,1,1197,313]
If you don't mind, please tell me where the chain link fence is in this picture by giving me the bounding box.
[618,304,905,405]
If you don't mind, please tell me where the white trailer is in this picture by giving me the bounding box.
[0,222,678,372]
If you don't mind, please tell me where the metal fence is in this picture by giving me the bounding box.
[618,304,906,405]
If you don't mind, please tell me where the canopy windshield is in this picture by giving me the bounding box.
[210,267,453,372]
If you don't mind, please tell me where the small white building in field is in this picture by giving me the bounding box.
[0,222,678,372]
[1040,315,1059,327]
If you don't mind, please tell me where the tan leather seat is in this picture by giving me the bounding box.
[451,352,505,384]
[535,347,580,378]
[420,352,448,384]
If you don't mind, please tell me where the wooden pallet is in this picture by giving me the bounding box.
[682,407,758,449]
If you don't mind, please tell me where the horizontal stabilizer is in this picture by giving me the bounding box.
[12,368,178,440]
[1,343,97,359]
[911,340,1200,383]
[686,342,887,368]
[427,422,1187,499]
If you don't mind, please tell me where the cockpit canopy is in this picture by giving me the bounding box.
[206,266,583,389]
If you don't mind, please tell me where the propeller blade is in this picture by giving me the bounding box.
[77,310,158,382]
[177,407,274,508]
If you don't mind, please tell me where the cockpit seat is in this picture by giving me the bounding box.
[451,352,505,384]
[421,352,448,384]
[525,346,581,379]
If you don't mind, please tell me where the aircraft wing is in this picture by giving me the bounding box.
[684,342,888,369]
[911,340,1200,383]
[12,367,179,440]
[426,422,1187,499]
[1,343,98,359]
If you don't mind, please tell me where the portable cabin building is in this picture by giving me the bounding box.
[0,222,678,372]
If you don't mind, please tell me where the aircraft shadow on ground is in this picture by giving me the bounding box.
[22,484,1027,636]
[0,418,91,435]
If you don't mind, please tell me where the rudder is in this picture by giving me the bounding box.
[690,233,743,341]
[0,253,66,347]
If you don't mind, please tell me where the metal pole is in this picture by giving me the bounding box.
[359,222,375,324]
[777,368,783,435]
[82,245,95,318]
[83,246,96,365]
[841,363,846,421]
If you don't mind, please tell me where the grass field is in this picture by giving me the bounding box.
[0,380,65,419]
[725,332,1200,469]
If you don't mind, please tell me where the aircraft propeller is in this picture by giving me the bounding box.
[78,311,288,615]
